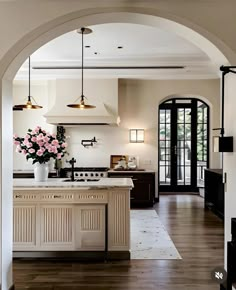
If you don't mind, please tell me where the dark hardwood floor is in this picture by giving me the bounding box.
[13,194,224,290]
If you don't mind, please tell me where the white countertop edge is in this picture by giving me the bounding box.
[13,178,134,189]
[108,169,156,173]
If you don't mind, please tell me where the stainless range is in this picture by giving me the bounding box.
[62,167,109,180]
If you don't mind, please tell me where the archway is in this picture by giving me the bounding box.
[0,8,231,289]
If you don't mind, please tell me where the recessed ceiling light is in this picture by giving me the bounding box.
[117,46,123,49]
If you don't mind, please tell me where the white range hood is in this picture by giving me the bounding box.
[44,79,120,126]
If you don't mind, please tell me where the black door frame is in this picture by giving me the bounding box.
[158,98,209,192]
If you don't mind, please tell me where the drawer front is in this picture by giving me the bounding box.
[75,191,108,204]
[14,191,40,202]
[41,192,74,202]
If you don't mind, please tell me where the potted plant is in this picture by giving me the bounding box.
[13,126,68,181]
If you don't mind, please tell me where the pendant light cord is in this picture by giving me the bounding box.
[28,56,31,102]
[81,27,84,101]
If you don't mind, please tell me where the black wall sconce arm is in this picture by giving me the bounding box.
[212,66,236,153]
[81,137,97,147]
[219,66,236,137]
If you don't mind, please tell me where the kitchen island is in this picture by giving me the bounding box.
[13,178,133,260]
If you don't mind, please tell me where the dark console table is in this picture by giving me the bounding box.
[204,168,224,219]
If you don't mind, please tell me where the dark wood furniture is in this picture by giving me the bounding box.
[108,171,156,207]
[204,168,224,219]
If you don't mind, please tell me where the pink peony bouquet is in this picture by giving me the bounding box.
[13,126,68,164]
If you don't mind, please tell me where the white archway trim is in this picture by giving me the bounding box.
[0,8,231,81]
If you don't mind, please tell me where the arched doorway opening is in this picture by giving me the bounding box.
[158,97,209,192]
[0,7,232,289]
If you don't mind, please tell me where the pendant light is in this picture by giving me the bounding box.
[13,56,43,110]
[67,27,96,109]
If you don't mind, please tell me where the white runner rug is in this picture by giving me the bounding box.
[131,210,182,260]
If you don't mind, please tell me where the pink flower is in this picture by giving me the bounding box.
[37,133,44,140]
[52,146,58,154]
[14,140,20,145]
[40,147,45,153]
[25,134,30,139]
[37,140,44,147]
[62,142,67,148]
[57,153,62,159]
[16,145,21,153]
[23,139,28,145]
[36,150,43,156]
[52,139,59,146]
[13,134,18,139]
[51,133,56,138]
[34,127,40,133]
[26,142,33,148]
[31,136,37,142]
[43,136,49,143]
[28,148,35,153]
[22,149,27,155]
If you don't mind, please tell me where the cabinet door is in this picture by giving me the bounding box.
[75,205,105,250]
[40,205,74,250]
[131,180,151,202]
[13,205,37,250]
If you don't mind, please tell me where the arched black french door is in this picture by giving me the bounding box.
[158,98,209,192]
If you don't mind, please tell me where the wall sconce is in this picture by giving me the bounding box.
[211,65,236,154]
[213,136,233,152]
[129,129,144,143]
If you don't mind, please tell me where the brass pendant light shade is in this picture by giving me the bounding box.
[13,56,43,110]
[67,27,96,109]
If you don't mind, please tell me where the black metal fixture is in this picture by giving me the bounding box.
[213,66,235,153]
[81,137,97,147]
[13,56,43,110]
[66,157,76,181]
[67,27,96,109]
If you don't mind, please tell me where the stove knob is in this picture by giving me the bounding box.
[85,173,88,177]
[101,173,104,177]
[95,173,99,177]
[80,173,83,177]
[91,173,94,177]
[75,173,78,177]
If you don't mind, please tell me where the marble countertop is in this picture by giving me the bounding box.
[13,177,134,189]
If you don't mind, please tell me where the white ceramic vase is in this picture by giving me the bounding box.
[34,162,49,181]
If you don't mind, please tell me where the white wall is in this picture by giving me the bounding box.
[223,73,236,266]
[13,78,221,171]
[13,80,54,170]
[0,80,13,290]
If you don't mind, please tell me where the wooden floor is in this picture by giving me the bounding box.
[13,195,224,290]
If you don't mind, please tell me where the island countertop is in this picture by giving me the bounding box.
[13,177,134,189]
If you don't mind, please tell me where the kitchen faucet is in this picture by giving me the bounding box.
[66,158,76,181]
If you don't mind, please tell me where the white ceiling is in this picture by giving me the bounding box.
[15,23,220,80]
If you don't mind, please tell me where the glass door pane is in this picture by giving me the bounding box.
[159,109,171,185]
[177,108,191,186]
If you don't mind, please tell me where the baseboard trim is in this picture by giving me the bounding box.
[13,251,130,261]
